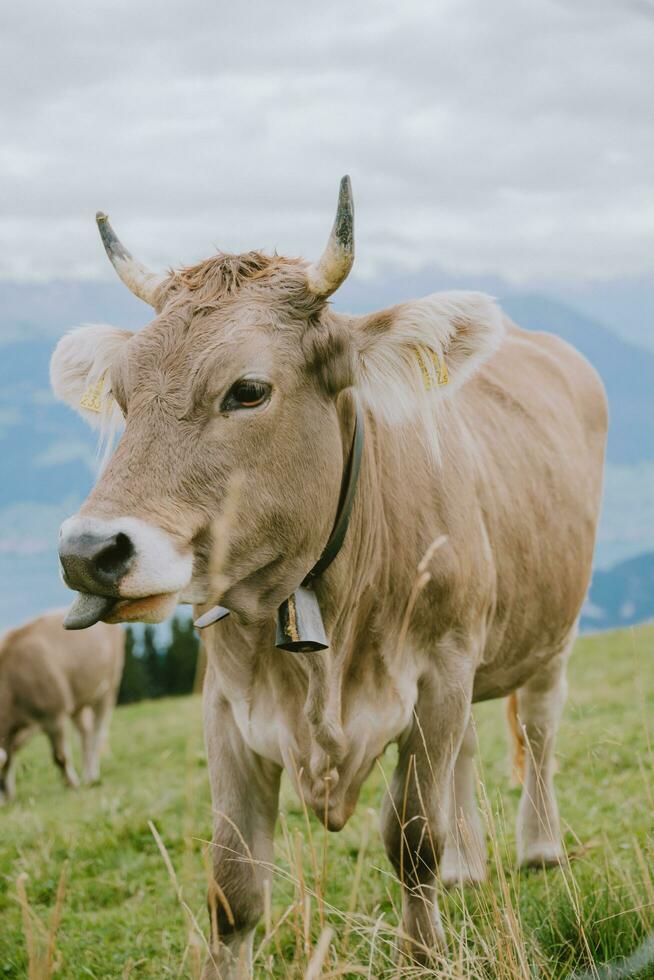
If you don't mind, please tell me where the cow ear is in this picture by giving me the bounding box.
[352,291,504,426]
[50,324,133,429]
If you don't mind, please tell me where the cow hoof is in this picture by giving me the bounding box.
[400,899,447,967]
[441,862,487,888]
[201,947,249,980]
[441,840,487,887]
[399,931,447,969]
[518,841,564,869]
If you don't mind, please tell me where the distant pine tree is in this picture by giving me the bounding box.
[162,615,200,695]
[143,625,163,698]
[117,626,150,704]
[116,616,201,704]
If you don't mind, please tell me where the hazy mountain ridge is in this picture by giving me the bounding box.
[501,293,654,465]
[583,551,654,631]
[1,279,652,629]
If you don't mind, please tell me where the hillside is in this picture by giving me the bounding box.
[0,625,652,977]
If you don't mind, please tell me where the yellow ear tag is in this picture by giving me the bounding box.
[413,346,448,390]
[79,373,107,413]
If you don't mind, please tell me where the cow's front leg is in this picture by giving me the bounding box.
[43,715,79,788]
[440,718,487,886]
[381,670,472,963]
[202,689,281,980]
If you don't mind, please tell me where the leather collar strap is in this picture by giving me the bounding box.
[304,395,364,584]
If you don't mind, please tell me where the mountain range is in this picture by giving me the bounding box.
[0,277,652,631]
[584,551,654,631]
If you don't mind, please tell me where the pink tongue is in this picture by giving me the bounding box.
[63,593,116,630]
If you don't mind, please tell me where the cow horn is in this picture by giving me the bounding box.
[306,175,355,298]
[96,212,165,307]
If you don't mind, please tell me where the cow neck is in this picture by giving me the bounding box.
[304,394,364,585]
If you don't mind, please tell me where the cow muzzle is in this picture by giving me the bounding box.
[59,526,134,595]
[58,515,193,629]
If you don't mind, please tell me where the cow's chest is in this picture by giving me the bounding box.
[226,647,422,829]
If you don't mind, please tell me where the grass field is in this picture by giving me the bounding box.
[0,626,653,979]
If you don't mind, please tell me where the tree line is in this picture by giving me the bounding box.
[118,614,202,703]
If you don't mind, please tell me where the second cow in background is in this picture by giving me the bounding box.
[0,610,124,804]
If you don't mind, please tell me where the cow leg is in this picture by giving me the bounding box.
[0,736,15,804]
[0,751,16,804]
[44,715,79,789]
[78,692,114,783]
[380,672,472,962]
[0,738,18,804]
[202,692,281,979]
[0,727,33,803]
[515,644,571,867]
[73,706,96,784]
[440,718,487,886]
[90,697,113,782]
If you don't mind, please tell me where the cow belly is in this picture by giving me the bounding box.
[471,635,572,702]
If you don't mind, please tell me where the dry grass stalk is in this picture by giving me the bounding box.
[396,534,448,662]
[16,863,67,980]
[148,820,215,975]
[304,926,333,980]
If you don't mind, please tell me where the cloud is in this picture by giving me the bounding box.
[31,388,57,405]
[33,439,96,471]
[0,536,51,557]
[0,498,81,556]
[0,0,653,284]
[0,407,22,436]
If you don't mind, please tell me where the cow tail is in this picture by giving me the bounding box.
[506,691,525,786]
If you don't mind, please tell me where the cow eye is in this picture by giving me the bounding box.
[222,379,271,411]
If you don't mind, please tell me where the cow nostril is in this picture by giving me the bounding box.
[95,532,134,575]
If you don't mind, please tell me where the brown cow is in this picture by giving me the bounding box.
[50,178,606,975]
[0,610,123,803]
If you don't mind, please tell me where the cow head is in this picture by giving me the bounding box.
[51,177,503,626]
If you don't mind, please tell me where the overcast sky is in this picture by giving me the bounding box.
[1,0,654,286]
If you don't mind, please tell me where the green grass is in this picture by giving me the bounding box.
[0,626,653,978]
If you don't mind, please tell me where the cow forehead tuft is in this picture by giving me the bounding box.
[155,250,320,316]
